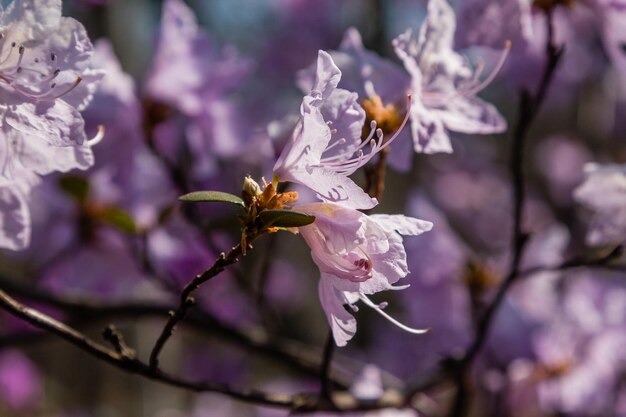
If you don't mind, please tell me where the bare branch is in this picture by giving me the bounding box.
[149,244,243,370]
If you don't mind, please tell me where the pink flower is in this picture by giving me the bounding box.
[392,0,508,153]
[297,202,432,346]
[274,50,409,210]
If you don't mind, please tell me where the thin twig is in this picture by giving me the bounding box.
[0,287,295,408]
[320,331,336,402]
[148,244,243,369]
[0,274,354,387]
[0,287,419,413]
[366,149,390,201]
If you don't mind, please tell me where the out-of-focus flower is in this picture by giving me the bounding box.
[0,0,103,250]
[372,195,473,376]
[82,40,174,227]
[146,0,251,117]
[392,0,508,154]
[275,51,408,209]
[0,350,42,411]
[145,0,259,186]
[455,0,533,51]
[573,162,626,245]
[297,202,432,346]
[506,270,626,416]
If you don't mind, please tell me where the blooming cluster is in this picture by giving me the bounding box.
[273,48,435,345]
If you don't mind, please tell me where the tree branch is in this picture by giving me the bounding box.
[0,287,295,408]
[0,273,352,387]
[149,243,243,370]
[0,286,421,413]
[448,9,565,417]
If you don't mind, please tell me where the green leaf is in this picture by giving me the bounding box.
[58,175,90,203]
[258,209,315,228]
[179,191,245,208]
[98,207,137,234]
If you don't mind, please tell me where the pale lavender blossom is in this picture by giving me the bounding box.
[574,162,626,245]
[0,0,103,250]
[296,28,415,171]
[274,51,409,209]
[531,272,626,415]
[296,28,410,113]
[297,202,432,346]
[145,0,262,185]
[83,40,174,227]
[145,0,251,117]
[392,0,509,153]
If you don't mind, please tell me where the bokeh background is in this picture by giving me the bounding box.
[0,0,625,416]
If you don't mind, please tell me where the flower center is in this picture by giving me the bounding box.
[361,96,404,136]
[308,95,413,177]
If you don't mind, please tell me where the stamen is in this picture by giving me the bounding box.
[8,75,82,101]
[358,293,430,335]
[87,125,105,146]
[322,137,346,154]
[423,40,511,102]
[3,45,25,74]
[50,76,82,99]
[458,40,511,97]
[318,121,378,164]
[311,95,412,176]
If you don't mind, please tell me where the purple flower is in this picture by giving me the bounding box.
[392,0,509,154]
[146,0,251,116]
[296,28,410,112]
[297,202,432,346]
[296,28,415,171]
[454,0,533,51]
[145,0,261,184]
[0,0,102,250]
[274,51,408,209]
[573,162,626,246]
[83,40,174,227]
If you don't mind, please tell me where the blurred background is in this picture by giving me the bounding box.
[0,0,625,416]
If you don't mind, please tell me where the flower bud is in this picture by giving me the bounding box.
[241,176,262,206]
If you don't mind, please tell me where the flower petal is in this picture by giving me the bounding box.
[319,274,357,347]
